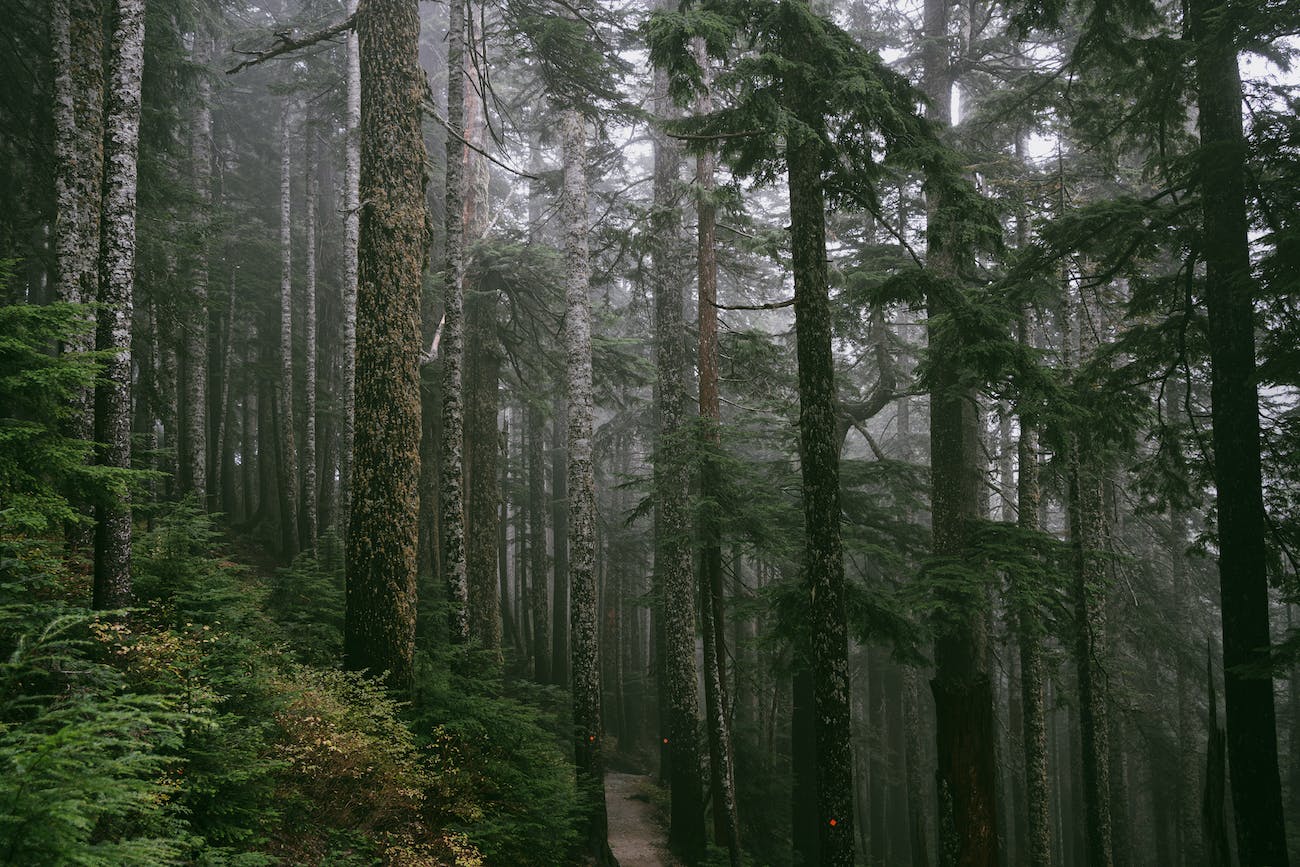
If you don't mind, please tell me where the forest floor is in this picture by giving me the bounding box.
[605,772,677,867]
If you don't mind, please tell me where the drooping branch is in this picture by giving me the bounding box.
[226,15,355,75]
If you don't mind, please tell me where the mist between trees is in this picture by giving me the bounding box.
[1,0,1298,864]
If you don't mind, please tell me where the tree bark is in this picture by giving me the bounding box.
[1189,0,1291,860]
[694,46,741,867]
[52,0,104,444]
[93,0,146,610]
[52,0,104,551]
[302,142,319,549]
[528,402,552,681]
[342,0,428,693]
[784,14,855,862]
[560,107,614,864]
[340,0,360,537]
[650,60,707,863]
[181,31,212,506]
[276,98,300,559]
[1010,309,1053,867]
[441,0,471,642]
[921,0,1000,861]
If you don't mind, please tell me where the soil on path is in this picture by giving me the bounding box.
[605,772,676,867]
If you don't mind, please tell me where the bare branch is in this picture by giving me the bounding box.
[714,297,795,311]
[422,97,539,180]
[226,15,355,75]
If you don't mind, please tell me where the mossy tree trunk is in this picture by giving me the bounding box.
[783,11,855,863]
[343,0,428,693]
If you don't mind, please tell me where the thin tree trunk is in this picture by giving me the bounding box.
[694,45,741,867]
[1189,0,1291,860]
[560,107,614,865]
[465,269,502,653]
[181,31,211,506]
[1016,314,1052,867]
[340,0,360,537]
[276,98,300,559]
[441,0,470,642]
[342,0,427,693]
[93,0,146,610]
[529,402,551,681]
[785,16,855,861]
[302,143,319,549]
[1066,293,1113,867]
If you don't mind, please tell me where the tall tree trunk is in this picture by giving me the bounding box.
[1066,295,1113,867]
[650,61,707,863]
[276,98,300,559]
[694,46,741,867]
[340,0,360,536]
[529,402,551,682]
[1015,376,1052,867]
[921,0,999,861]
[52,0,104,551]
[342,0,428,693]
[302,145,319,549]
[93,0,146,610]
[465,271,502,653]
[560,107,614,865]
[1189,0,1291,861]
[441,0,470,642]
[181,31,211,506]
[785,15,855,862]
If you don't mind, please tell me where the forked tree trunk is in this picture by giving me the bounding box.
[93,0,146,610]
[342,0,427,693]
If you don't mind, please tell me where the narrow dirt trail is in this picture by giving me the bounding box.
[605,772,676,867]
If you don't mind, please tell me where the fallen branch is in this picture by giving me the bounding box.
[227,15,355,75]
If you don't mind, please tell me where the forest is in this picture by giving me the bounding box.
[1,0,1298,863]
